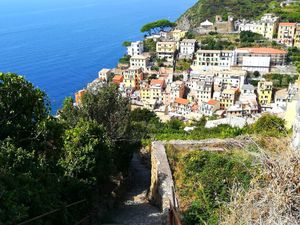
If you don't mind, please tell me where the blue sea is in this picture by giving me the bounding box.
[0,0,195,113]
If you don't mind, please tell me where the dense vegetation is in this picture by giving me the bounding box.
[177,0,300,29]
[177,0,279,28]
[167,148,254,225]
[175,59,192,72]
[143,39,157,52]
[263,73,299,88]
[196,32,274,51]
[131,109,287,143]
[0,73,137,224]
[270,1,300,22]
[201,36,235,50]
[288,47,300,73]
[119,54,131,64]
[164,114,288,225]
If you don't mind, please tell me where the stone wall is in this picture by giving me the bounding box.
[148,138,252,224]
[148,141,174,223]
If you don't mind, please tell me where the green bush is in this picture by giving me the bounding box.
[250,114,287,137]
[173,151,253,225]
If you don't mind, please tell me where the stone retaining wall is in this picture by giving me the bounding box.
[148,141,173,224]
[148,138,252,224]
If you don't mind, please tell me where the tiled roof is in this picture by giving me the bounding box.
[279,22,296,26]
[207,99,219,105]
[113,75,123,82]
[175,97,189,105]
[150,79,165,87]
[237,47,287,54]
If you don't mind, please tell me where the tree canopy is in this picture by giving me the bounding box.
[141,19,176,35]
[0,73,136,224]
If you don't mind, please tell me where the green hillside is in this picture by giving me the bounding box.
[177,0,300,29]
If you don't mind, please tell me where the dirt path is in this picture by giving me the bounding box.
[101,153,163,225]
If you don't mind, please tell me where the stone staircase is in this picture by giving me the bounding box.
[100,153,163,225]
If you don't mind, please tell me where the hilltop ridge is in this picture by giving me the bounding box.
[176,0,299,30]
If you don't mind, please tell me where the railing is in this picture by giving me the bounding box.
[17,199,90,225]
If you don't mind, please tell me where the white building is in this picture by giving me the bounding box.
[127,41,144,56]
[192,50,234,71]
[233,47,287,73]
[171,97,191,116]
[170,80,186,102]
[200,99,220,116]
[238,13,279,40]
[179,39,197,59]
[275,88,289,109]
[213,70,247,90]
[98,68,112,82]
[130,54,150,71]
[240,84,256,101]
[187,80,213,104]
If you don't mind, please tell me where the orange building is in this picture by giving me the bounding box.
[112,75,124,86]
[75,89,87,105]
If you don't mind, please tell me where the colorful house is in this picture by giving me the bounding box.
[75,89,87,105]
[257,81,273,106]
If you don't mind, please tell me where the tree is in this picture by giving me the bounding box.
[240,31,263,43]
[119,54,131,64]
[60,120,110,185]
[122,41,131,47]
[143,39,156,52]
[131,108,159,123]
[80,84,131,141]
[0,73,49,147]
[141,19,176,36]
[253,71,260,78]
[58,97,80,128]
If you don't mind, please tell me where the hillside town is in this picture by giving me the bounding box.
[75,12,300,129]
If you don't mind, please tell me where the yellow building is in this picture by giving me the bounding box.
[170,29,186,41]
[220,88,239,109]
[284,76,300,129]
[294,25,300,48]
[123,68,143,90]
[284,98,298,129]
[140,84,150,101]
[239,14,279,40]
[140,79,165,102]
[257,81,273,106]
[277,22,296,47]
[156,41,177,62]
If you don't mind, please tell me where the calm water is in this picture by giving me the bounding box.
[0,0,195,113]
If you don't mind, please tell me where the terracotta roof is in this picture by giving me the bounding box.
[237,47,287,54]
[279,22,296,26]
[150,79,165,87]
[207,99,219,105]
[113,75,123,82]
[175,97,189,105]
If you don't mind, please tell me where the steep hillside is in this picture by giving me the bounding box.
[176,0,280,30]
